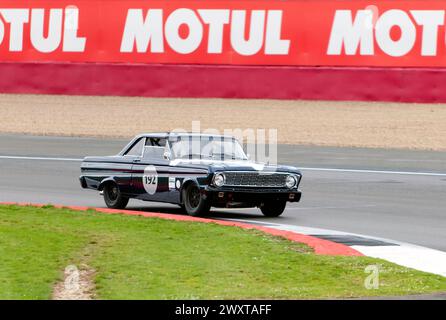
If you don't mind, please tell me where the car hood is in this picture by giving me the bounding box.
[169,159,300,174]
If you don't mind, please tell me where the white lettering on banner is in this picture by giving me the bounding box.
[30,9,63,53]
[198,9,229,54]
[327,10,374,55]
[327,9,445,57]
[231,10,265,55]
[120,9,164,53]
[375,10,416,57]
[165,8,203,54]
[411,10,444,56]
[1,9,29,52]
[63,7,86,52]
[1,5,444,61]
[0,13,4,47]
[120,9,290,55]
[265,10,290,55]
[0,7,86,52]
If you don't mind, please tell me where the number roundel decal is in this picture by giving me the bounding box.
[143,165,158,195]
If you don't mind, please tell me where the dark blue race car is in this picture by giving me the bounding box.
[80,133,302,217]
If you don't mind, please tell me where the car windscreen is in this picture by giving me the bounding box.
[170,137,247,161]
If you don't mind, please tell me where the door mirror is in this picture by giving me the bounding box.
[163,150,171,160]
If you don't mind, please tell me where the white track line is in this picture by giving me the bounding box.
[300,167,446,177]
[0,155,82,162]
[352,245,446,277]
[1,155,446,177]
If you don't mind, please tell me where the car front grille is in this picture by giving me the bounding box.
[223,171,291,188]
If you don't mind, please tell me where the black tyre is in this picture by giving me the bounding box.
[260,201,286,217]
[182,183,210,217]
[103,183,129,209]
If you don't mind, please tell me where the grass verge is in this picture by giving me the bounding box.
[0,205,445,299]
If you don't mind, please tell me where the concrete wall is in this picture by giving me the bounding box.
[1,62,445,102]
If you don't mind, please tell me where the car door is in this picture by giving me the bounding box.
[117,137,146,195]
[130,137,172,202]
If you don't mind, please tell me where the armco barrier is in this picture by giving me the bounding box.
[1,62,446,102]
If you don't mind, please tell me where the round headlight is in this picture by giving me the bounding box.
[285,175,297,189]
[213,173,225,187]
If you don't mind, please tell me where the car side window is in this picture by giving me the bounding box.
[125,138,145,157]
[146,138,166,147]
[143,138,167,159]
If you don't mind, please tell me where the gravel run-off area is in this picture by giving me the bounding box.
[1,94,446,150]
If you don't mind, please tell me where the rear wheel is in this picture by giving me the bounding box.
[260,201,286,217]
[103,183,129,209]
[182,183,210,217]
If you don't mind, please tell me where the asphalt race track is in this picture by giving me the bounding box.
[0,134,445,252]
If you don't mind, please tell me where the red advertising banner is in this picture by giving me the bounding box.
[1,0,446,67]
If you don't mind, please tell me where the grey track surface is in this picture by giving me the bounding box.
[0,134,445,252]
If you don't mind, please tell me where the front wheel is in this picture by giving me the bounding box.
[260,201,286,217]
[182,183,210,217]
[103,183,129,209]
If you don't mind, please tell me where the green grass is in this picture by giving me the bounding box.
[0,205,445,299]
